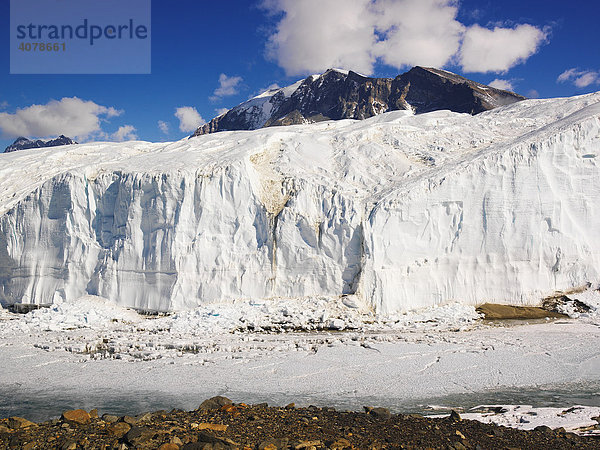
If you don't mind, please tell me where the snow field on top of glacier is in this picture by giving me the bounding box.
[0,92,599,313]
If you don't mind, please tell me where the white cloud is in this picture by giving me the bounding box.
[111,125,138,142]
[0,101,8,110]
[262,0,546,76]
[210,74,243,101]
[175,107,205,133]
[460,24,546,73]
[0,97,121,140]
[215,108,230,116]
[158,120,169,134]
[264,0,378,76]
[372,0,464,69]
[488,79,514,91]
[527,89,540,99]
[558,68,600,88]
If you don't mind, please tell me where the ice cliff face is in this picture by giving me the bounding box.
[0,93,599,313]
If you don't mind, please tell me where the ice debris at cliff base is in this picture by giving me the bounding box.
[6,294,482,334]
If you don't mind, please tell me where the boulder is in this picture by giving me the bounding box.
[61,409,91,425]
[198,396,232,411]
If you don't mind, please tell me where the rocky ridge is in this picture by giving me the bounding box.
[192,67,525,136]
[4,135,77,153]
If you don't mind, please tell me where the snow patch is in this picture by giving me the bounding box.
[461,405,600,435]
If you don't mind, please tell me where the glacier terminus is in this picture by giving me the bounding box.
[0,92,599,314]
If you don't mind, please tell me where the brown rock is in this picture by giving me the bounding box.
[191,432,239,448]
[61,409,91,425]
[7,417,37,429]
[0,424,10,433]
[197,423,228,432]
[285,403,296,409]
[258,438,288,449]
[171,436,184,446]
[295,441,322,449]
[136,412,153,423]
[449,410,462,422]
[22,443,35,450]
[198,396,232,411]
[101,414,119,423]
[107,422,132,438]
[369,408,391,419]
[89,408,99,419]
[122,415,138,425]
[61,440,77,450]
[326,438,351,449]
[159,444,180,450]
[125,426,156,447]
[221,404,238,414]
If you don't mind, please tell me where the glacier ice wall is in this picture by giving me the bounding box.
[0,94,599,313]
[0,158,363,311]
[361,108,600,313]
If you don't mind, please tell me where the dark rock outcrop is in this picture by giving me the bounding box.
[192,67,525,137]
[4,135,77,153]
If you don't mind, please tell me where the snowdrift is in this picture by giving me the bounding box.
[0,93,599,313]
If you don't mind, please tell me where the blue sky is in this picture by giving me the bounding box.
[1,0,599,151]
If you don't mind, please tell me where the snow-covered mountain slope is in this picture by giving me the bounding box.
[194,79,303,135]
[0,93,599,312]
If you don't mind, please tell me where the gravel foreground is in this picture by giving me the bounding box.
[1,396,599,449]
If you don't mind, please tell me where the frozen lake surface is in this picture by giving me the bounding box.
[1,295,600,433]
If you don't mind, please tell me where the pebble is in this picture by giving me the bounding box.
[7,417,37,430]
[258,438,289,449]
[125,426,155,446]
[158,444,180,450]
[61,440,77,450]
[101,414,119,423]
[327,438,352,449]
[122,415,138,425]
[294,440,322,449]
[107,422,131,438]
[197,423,228,431]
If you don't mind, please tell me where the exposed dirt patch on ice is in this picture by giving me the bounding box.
[476,303,567,320]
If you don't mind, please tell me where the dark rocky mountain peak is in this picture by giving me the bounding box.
[4,135,77,153]
[192,67,525,137]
